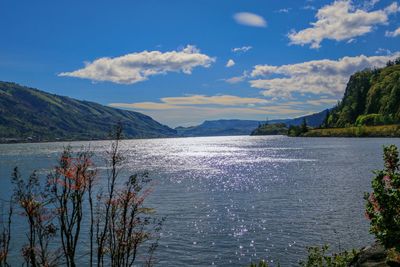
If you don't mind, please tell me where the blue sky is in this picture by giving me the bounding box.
[1,0,400,127]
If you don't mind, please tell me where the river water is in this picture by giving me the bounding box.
[1,136,399,266]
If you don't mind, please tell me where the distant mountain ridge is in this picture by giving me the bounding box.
[0,81,176,143]
[175,110,329,137]
[0,81,331,142]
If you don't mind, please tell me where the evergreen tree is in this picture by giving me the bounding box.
[300,118,308,133]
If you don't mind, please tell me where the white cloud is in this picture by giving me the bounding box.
[111,94,269,109]
[224,75,246,84]
[250,53,400,98]
[363,0,380,10]
[289,1,398,49]
[232,46,253,53]
[385,26,400,37]
[161,95,269,105]
[233,12,267,27]
[59,45,215,84]
[302,5,316,10]
[276,8,291,13]
[306,99,339,106]
[376,47,392,54]
[226,59,235,68]
[224,71,249,84]
[384,2,400,13]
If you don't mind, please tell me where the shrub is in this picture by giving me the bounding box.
[299,245,357,267]
[365,145,400,252]
[5,125,163,267]
[249,260,270,267]
[355,114,393,126]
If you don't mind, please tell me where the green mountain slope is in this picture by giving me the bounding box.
[0,81,177,142]
[326,60,400,127]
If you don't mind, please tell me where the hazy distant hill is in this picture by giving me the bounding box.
[175,110,328,137]
[175,119,279,137]
[0,81,177,142]
[288,109,330,127]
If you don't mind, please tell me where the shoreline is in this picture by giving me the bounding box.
[303,124,400,138]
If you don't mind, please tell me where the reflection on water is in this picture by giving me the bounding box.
[1,136,399,266]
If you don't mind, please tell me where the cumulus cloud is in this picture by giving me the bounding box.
[384,2,400,13]
[288,1,399,48]
[59,45,215,84]
[233,12,267,27]
[226,59,235,68]
[385,26,400,37]
[232,46,253,53]
[250,53,400,98]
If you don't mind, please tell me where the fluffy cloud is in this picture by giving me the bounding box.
[250,53,400,98]
[59,45,215,84]
[233,12,267,27]
[232,46,253,53]
[288,1,399,48]
[226,59,235,68]
[385,26,400,37]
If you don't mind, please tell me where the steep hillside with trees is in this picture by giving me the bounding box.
[324,59,400,128]
[0,81,177,142]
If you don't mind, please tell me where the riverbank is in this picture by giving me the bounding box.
[303,125,400,137]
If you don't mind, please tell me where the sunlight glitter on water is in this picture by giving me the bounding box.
[1,136,399,266]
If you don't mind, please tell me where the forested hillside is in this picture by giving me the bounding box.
[325,59,400,128]
[0,81,177,142]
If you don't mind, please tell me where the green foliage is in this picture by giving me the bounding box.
[251,123,288,136]
[299,245,357,267]
[249,260,270,267]
[304,124,400,137]
[288,120,309,137]
[355,114,393,126]
[0,81,176,143]
[365,145,400,252]
[326,59,400,128]
[300,118,308,133]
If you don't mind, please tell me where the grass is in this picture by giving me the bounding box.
[304,124,400,137]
